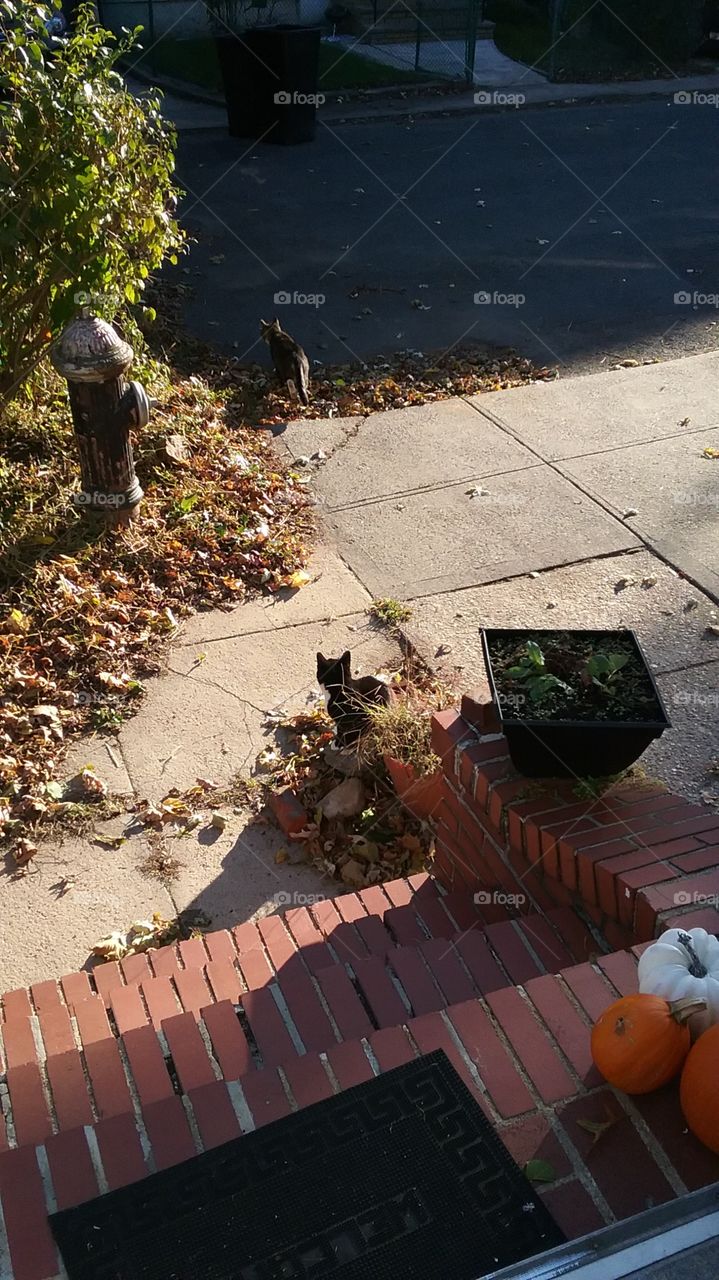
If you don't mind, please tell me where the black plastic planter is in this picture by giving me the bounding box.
[215,25,321,143]
[481,628,671,779]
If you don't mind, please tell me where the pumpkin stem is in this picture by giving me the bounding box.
[677,931,708,979]
[670,997,707,1025]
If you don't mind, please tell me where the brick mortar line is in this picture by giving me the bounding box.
[181,1094,204,1157]
[610,1090,688,1200]
[83,1125,109,1198]
[436,1009,498,1121]
[270,984,307,1056]
[68,1014,100,1126]
[513,985,588,1097]
[226,1078,255,1134]
[546,1111,615,1225]
[276,1065,298,1113]
[29,1016,59,1139]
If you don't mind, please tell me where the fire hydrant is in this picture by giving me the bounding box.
[50,311,150,522]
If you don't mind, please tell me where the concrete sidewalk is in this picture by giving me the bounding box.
[137,68,719,131]
[3,355,717,996]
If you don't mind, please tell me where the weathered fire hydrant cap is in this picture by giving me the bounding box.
[50,312,134,383]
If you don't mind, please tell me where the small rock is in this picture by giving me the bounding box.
[546,601,557,609]
[323,743,362,776]
[684,599,699,612]
[319,777,365,820]
[615,576,636,592]
[351,837,380,863]
[210,812,228,832]
[163,434,189,466]
[295,456,311,467]
[623,508,639,518]
[529,571,540,579]
[641,576,658,588]
[311,449,327,462]
[340,857,366,887]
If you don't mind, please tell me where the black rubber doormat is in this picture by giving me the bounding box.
[51,1049,565,1280]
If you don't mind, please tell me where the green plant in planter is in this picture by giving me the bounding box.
[506,641,572,707]
[584,651,630,692]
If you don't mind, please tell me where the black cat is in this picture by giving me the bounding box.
[317,650,391,747]
[260,317,310,406]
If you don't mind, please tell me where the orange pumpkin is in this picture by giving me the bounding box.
[680,1022,719,1153]
[590,994,700,1094]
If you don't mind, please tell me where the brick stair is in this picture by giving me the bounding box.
[2,873,719,1280]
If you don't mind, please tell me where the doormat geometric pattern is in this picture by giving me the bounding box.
[51,1049,565,1280]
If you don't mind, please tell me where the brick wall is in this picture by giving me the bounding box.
[431,693,719,944]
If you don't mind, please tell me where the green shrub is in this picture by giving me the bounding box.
[0,1,184,407]
[555,0,704,73]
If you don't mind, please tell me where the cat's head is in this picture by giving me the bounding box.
[259,317,282,342]
[316,650,351,687]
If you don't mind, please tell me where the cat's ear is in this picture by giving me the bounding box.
[272,317,281,330]
[316,652,325,667]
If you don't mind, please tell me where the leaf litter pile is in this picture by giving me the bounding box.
[119,657,451,894]
[1,291,542,866]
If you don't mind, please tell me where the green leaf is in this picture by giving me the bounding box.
[46,780,64,799]
[523,1159,556,1184]
[526,640,544,667]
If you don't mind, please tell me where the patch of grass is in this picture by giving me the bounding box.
[133,36,430,94]
[361,697,441,779]
[369,597,413,629]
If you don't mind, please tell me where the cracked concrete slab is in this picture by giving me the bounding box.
[310,398,538,509]
[177,546,372,647]
[327,466,639,598]
[0,826,175,994]
[560,430,719,600]
[468,352,719,461]
[278,415,363,464]
[118,612,400,799]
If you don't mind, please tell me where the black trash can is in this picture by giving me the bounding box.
[216,25,322,144]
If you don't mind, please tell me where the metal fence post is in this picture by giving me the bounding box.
[464,0,480,83]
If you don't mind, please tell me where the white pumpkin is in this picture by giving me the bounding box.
[638,928,719,1031]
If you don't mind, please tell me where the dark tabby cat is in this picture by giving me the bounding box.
[317,650,391,747]
[260,317,310,406]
